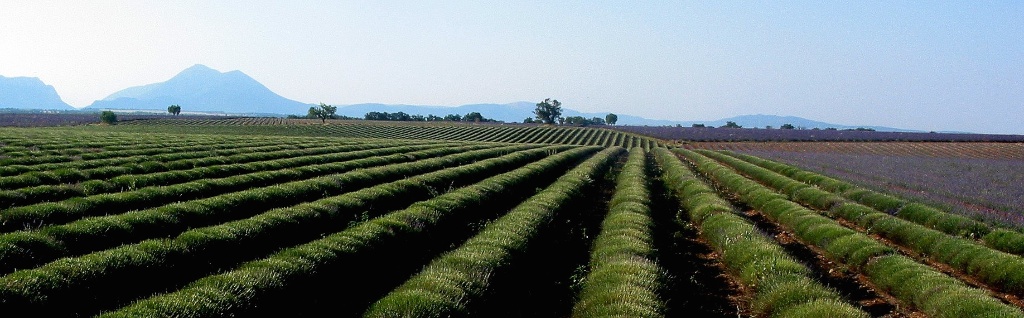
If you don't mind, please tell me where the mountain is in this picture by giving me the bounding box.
[0,76,73,110]
[87,64,311,114]
[673,114,915,132]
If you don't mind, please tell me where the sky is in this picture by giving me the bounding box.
[1,1,1022,134]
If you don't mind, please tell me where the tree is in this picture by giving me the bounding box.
[780,123,795,129]
[167,105,181,116]
[605,113,618,125]
[723,121,742,128]
[100,111,117,125]
[463,112,485,122]
[308,103,337,123]
[534,98,562,124]
[523,117,536,124]
[692,123,706,128]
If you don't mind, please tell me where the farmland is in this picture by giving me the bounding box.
[691,142,1024,228]
[0,120,1022,317]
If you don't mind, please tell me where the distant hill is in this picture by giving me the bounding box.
[87,64,312,114]
[0,65,921,132]
[672,114,917,132]
[0,76,73,110]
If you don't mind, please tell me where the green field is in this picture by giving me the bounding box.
[0,120,1021,317]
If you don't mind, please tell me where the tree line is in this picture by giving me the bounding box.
[154,100,621,127]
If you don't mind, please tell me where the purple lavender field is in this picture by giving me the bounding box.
[0,112,234,127]
[609,125,1024,142]
[742,149,1024,228]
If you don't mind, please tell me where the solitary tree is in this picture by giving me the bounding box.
[100,111,117,125]
[167,105,181,116]
[308,103,337,123]
[534,98,562,124]
[605,113,618,125]
[723,121,742,128]
[780,123,795,129]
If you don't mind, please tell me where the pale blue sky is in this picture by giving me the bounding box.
[1,1,1022,133]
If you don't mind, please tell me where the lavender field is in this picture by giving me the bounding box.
[742,149,1024,228]
[609,125,1024,142]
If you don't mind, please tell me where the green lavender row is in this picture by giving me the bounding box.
[0,136,325,177]
[0,141,322,189]
[0,145,574,316]
[0,144,523,273]
[0,143,472,231]
[0,140,375,190]
[100,146,601,317]
[106,122,667,148]
[681,149,1022,317]
[572,148,666,317]
[720,150,1024,256]
[702,150,1024,296]
[655,148,869,318]
[0,135,287,167]
[0,142,399,207]
[364,147,621,317]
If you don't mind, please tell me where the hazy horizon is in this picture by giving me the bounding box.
[2,1,1021,134]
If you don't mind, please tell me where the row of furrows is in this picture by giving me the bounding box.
[703,150,1024,301]
[103,122,665,148]
[0,142,484,231]
[0,144,741,317]
[678,149,1023,316]
[0,144,531,274]
[7,126,1007,316]
[0,142,443,208]
[95,146,603,317]
[0,131,323,168]
[656,148,876,317]
[0,144,582,316]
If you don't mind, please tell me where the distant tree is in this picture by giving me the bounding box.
[100,111,117,125]
[426,114,443,121]
[561,116,605,126]
[534,98,562,124]
[167,105,181,116]
[780,123,795,129]
[390,112,412,121]
[309,103,337,123]
[692,123,706,128]
[463,112,485,122]
[765,125,773,129]
[364,111,387,121]
[605,113,618,125]
[444,114,462,122]
[723,121,742,128]
[523,117,536,124]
